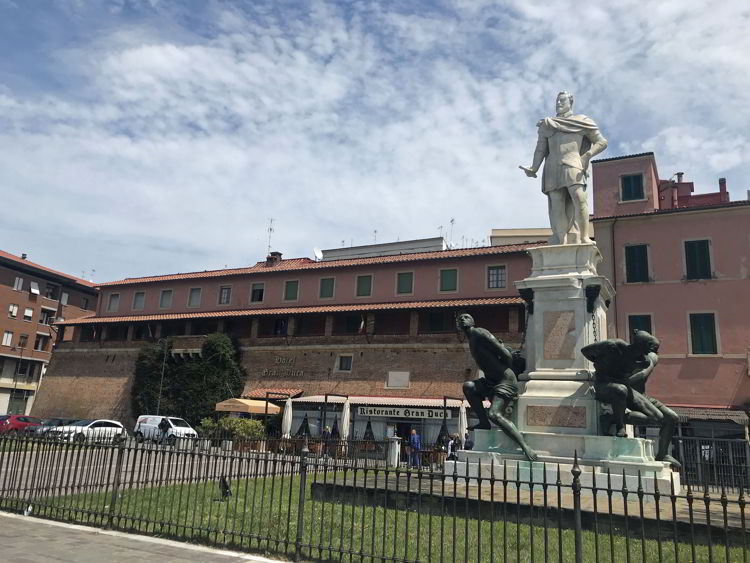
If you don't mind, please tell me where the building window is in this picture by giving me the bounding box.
[336,354,353,372]
[319,277,335,299]
[355,275,372,297]
[396,272,413,295]
[13,277,23,291]
[283,280,299,301]
[625,245,649,283]
[487,265,507,289]
[34,334,49,351]
[689,313,718,355]
[39,309,55,325]
[18,334,28,348]
[106,294,120,313]
[44,283,60,300]
[132,291,146,311]
[439,268,458,292]
[385,371,410,389]
[621,174,644,201]
[16,359,31,377]
[332,314,363,335]
[29,281,40,295]
[250,283,264,303]
[628,314,653,338]
[187,287,202,308]
[159,289,173,309]
[2,331,12,346]
[684,240,712,280]
[23,308,33,322]
[81,297,89,310]
[218,285,232,305]
[61,292,69,305]
[8,304,18,319]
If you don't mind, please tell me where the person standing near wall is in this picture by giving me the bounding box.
[408,428,422,468]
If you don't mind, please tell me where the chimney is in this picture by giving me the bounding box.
[21,253,27,260]
[676,172,684,183]
[719,177,727,193]
[266,251,282,266]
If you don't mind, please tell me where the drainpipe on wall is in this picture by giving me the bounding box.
[610,217,618,338]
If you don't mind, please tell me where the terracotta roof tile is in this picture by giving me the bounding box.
[0,249,96,288]
[56,296,523,325]
[592,199,750,222]
[243,388,304,399]
[97,243,544,287]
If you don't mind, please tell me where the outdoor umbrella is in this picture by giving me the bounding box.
[340,398,351,440]
[281,398,293,438]
[295,414,311,438]
[458,402,468,445]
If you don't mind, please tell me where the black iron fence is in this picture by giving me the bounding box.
[0,433,748,562]
[672,436,750,493]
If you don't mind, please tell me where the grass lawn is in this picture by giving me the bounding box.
[18,470,748,562]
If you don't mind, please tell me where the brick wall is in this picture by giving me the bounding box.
[31,347,139,424]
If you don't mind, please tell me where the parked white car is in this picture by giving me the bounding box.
[49,419,125,443]
[133,415,197,445]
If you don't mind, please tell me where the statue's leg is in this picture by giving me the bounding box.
[655,403,680,467]
[568,184,592,244]
[547,190,568,245]
[487,397,538,461]
[596,383,629,437]
[463,381,491,430]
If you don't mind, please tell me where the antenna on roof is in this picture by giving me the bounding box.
[449,218,455,243]
[266,218,274,254]
[313,247,323,261]
[373,229,377,243]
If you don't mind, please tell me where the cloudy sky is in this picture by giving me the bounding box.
[1,0,748,282]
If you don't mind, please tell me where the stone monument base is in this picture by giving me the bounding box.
[444,429,679,495]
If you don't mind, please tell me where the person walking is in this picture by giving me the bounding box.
[407,428,422,468]
[158,417,170,445]
[463,432,474,450]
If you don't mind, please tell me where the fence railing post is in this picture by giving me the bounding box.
[106,436,126,529]
[571,450,583,563]
[295,436,309,561]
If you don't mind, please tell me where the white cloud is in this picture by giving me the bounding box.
[0,0,747,280]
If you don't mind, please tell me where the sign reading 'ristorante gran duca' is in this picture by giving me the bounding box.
[357,406,452,419]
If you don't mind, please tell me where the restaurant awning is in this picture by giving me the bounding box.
[215,398,281,415]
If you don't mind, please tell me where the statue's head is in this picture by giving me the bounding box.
[456,313,475,330]
[556,91,574,115]
[632,330,660,354]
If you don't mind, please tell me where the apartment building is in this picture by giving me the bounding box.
[591,153,750,438]
[0,250,97,415]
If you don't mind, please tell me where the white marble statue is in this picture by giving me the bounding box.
[520,91,607,245]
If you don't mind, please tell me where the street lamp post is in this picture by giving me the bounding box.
[155,338,169,416]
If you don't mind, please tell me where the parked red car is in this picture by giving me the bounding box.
[0,415,42,435]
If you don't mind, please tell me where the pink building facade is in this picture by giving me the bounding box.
[592,153,750,437]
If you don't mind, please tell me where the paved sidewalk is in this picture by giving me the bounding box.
[0,512,286,563]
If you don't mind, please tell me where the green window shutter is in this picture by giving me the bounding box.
[690,313,717,354]
[685,240,711,279]
[628,315,653,338]
[625,245,648,283]
[621,174,644,201]
[284,280,298,301]
[319,278,334,299]
[396,272,413,294]
[440,269,458,291]
[356,275,372,297]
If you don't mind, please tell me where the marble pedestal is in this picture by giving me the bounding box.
[514,243,612,437]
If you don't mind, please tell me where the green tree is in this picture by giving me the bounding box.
[131,333,246,424]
